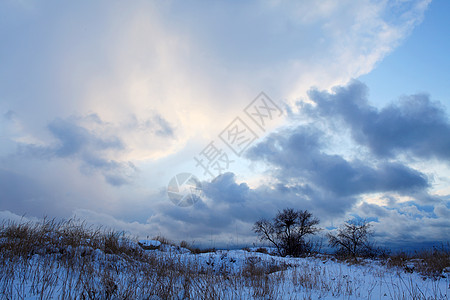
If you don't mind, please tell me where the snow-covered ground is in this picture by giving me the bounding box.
[1,240,448,299]
[191,249,449,299]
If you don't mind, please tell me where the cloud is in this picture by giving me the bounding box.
[356,201,450,247]
[0,1,442,249]
[48,118,123,157]
[153,114,175,137]
[246,125,429,197]
[18,116,136,186]
[203,173,249,204]
[125,113,175,138]
[0,211,27,223]
[0,0,431,163]
[305,80,450,160]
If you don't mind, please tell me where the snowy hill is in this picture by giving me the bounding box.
[0,220,448,299]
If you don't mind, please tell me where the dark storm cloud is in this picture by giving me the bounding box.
[154,173,278,238]
[269,182,359,217]
[305,80,450,160]
[202,173,249,204]
[157,173,255,234]
[160,172,359,237]
[246,125,428,197]
[19,117,135,186]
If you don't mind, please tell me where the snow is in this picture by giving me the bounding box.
[138,239,161,247]
[1,242,448,299]
[180,250,449,299]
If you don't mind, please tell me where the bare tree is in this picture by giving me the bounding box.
[253,219,282,255]
[253,208,320,256]
[327,219,374,259]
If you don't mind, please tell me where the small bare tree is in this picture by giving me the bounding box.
[253,208,320,256]
[327,219,374,259]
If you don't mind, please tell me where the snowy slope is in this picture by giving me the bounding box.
[0,240,448,299]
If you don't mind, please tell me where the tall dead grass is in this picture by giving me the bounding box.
[387,244,450,278]
[0,219,288,299]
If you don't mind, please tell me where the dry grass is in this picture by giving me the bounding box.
[387,244,450,278]
[0,219,287,299]
[177,240,216,254]
[255,247,269,254]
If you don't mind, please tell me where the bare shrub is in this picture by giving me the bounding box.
[179,240,190,249]
[253,208,321,257]
[327,219,374,260]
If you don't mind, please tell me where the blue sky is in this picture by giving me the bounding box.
[360,0,450,108]
[0,0,448,249]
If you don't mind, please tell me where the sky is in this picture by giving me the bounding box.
[0,0,449,249]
